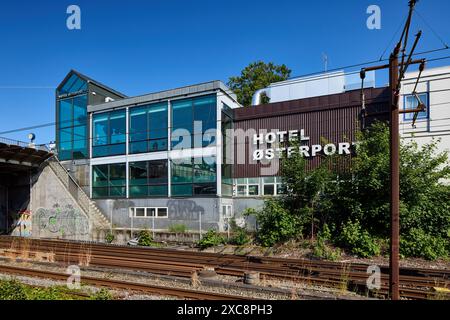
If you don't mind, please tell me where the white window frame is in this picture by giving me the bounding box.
[129,207,169,218]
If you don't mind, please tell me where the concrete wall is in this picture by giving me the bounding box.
[232,198,264,230]
[94,197,222,232]
[30,165,90,240]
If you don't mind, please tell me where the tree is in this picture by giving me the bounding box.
[227,61,291,106]
[248,122,450,259]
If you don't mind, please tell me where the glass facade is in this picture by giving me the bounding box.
[129,102,168,154]
[171,157,217,196]
[171,95,217,149]
[129,160,168,197]
[92,163,126,198]
[57,94,88,160]
[93,110,126,157]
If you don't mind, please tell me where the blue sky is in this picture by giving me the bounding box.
[0,0,449,144]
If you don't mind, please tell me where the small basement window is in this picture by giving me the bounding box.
[129,207,168,218]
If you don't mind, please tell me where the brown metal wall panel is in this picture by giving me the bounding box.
[232,88,390,178]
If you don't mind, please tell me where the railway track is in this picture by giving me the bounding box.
[0,264,246,300]
[0,236,448,300]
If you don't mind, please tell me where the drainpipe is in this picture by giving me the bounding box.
[251,88,270,106]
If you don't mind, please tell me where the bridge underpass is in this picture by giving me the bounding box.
[0,138,52,234]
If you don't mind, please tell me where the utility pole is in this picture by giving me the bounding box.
[389,43,401,300]
[361,0,425,300]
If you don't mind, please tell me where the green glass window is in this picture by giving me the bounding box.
[171,95,217,149]
[92,163,126,198]
[58,73,88,96]
[171,157,216,197]
[129,103,168,154]
[93,110,126,157]
[57,94,88,160]
[129,160,168,197]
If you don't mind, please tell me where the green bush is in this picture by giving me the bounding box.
[138,229,153,247]
[401,228,448,260]
[249,199,302,247]
[339,220,381,258]
[90,288,113,300]
[198,230,225,250]
[312,225,341,261]
[229,228,251,246]
[169,224,187,233]
[105,232,115,244]
[0,279,27,300]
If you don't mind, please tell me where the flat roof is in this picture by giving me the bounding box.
[88,80,237,113]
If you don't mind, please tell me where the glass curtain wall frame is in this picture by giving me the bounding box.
[129,102,168,154]
[171,94,217,150]
[171,156,217,197]
[92,110,126,157]
[57,94,88,160]
[129,160,168,197]
[92,163,126,198]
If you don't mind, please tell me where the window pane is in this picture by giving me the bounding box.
[149,185,168,196]
[263,177,275,183]
[129,186,148,197]
[237,185,247,196]
[93,165,108,187]
[130,141,147,154]
[194,183,216,195]
[171,159,193,183]
[110,111,126,144]
[108,143,126,156]
[130,107,147,142]
[172,184,193,196]
[135,208,146,217]
[110,186,126,197]
[193,157,216,183]
[73,95,87,126]
[93,114,108,146]
[92,187,108,198]
[157,208,167,217]
[59,74,78,95]
[147,208,156,217]
[148,160,168,184]
[149,138,167,152]
[129,162,148,186]
[59,99,72,129]
[149,103,168,130]
[109,163,126,187]
[248,185,259,196]
[172,99,193,131]
[263,184,275,196]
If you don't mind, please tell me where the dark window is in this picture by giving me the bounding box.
[129,160,168,197]
[171,157,216,196]
[92,163,126,198]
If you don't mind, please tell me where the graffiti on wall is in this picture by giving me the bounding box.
[167,200,205,220]
[11,210,32,237]
[34,204,89,237]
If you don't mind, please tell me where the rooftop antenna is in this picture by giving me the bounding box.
[322,53,328,72]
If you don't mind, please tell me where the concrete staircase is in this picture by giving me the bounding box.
[46,156,110,230]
